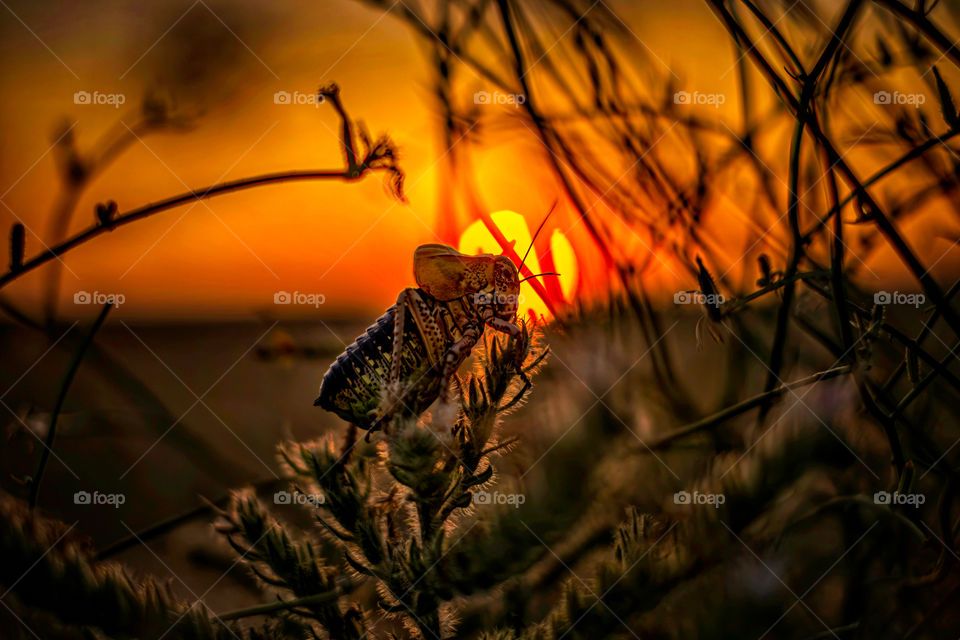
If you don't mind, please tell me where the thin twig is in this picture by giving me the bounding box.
[756,0,863,426]
[637,365,853,451]
[217,588,352,621]
[709,0,960,339]
[1,170,362,291]
[873,0,960,69]
[96,477,282,559]
[0,85,402,292]
[29,302,113,509]
[802,128,960,241]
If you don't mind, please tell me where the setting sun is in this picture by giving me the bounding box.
[458,210,578,323]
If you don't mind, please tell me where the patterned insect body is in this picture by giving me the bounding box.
[316,244,524,430]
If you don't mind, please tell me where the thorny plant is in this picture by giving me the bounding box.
[210,327,547,640]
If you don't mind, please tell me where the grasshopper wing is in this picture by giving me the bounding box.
[414,244,494,301]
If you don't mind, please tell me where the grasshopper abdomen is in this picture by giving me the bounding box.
[316,295,445,429]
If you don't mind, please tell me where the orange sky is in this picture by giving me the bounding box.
[1,0,957,319]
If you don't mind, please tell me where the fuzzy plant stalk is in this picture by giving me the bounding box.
[479,421,863,640]
[214,324,547,639]
[0,491,294,640]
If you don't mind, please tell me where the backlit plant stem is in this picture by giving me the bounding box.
[29,302,112,509]
[709,0,960,339]
[641,365,854,451]
[0,85,402,293]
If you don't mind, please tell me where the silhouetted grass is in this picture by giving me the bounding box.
[3,1,960,639]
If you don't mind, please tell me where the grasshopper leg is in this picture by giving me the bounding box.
[482,316,526,369]
[480,311,532,406]
[437,325,480,404]
[374,288,449,429]
[372,288,416,429]
[388,290,409,389]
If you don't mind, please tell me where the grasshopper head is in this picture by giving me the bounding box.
[492,256,521,320]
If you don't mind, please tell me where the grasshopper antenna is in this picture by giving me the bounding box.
[518,199,558,272]
[519,272,561,283]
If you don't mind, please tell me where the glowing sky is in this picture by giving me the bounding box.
[0,0,956,319]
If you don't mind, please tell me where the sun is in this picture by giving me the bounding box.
[458,210,577,322]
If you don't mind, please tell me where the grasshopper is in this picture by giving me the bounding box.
[315,242,555,432]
